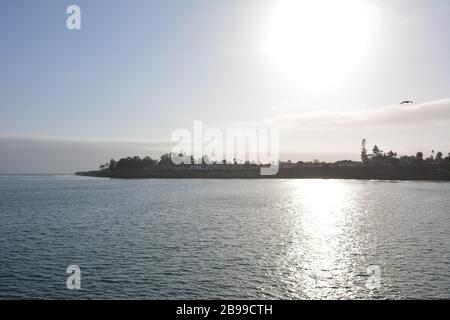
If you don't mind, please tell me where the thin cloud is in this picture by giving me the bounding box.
[232,98,450,129]
[0,133,172,147]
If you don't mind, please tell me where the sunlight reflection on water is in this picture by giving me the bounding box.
[281,180,362,298]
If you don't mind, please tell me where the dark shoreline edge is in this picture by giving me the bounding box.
[76,165,450,181]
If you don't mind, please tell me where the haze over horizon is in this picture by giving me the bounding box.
[1,0,450,173]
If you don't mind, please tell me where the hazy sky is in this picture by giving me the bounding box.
[1,0,450,173]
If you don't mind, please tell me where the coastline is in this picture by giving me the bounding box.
[76,165,450,181]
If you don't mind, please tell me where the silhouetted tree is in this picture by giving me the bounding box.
[372,145,383,158]
[415,152,424,164]
[109,159,116,170]
[361,139,369,164]
[386,151,397,158]
[159,153,175,166]
[142,156,157,167]
[385,151,399,165]
[115,157,145,170]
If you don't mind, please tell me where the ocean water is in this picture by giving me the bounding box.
[0,175,449,300]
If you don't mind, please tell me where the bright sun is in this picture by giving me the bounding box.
[267,0,379,88]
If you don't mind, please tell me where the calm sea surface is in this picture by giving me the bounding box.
[0,175,449,299]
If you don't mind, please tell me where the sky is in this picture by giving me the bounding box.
[0,0,450,173]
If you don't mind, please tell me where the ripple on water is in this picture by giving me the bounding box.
[0,177,449,299]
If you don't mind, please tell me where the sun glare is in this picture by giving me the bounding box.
[267,0,379,88]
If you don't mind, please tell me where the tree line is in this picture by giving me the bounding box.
[360,139,450,166]
[97,141,450,171]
